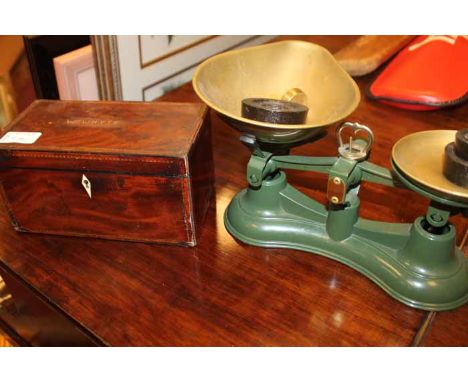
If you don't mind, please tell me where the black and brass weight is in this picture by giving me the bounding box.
[443,128,468,187]
[241,98,309,124]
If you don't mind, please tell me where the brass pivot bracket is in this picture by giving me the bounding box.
[325,121,400,205]
[326,158,359,205]
[337,121,374,161]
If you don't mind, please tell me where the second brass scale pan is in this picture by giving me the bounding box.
[392,130,468,204]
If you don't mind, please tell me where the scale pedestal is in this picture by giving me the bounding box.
[225,166,467,311]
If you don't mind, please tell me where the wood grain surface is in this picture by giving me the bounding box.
[0,168,191,243]
[0,36,466,346]
[2,100,207,157]
[0,100,213,245]
[420,305,468,346]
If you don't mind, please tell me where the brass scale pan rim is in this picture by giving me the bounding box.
[192,40,361,132]
[392,130,468,203]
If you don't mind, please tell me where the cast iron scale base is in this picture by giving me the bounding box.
[225,125,468,311]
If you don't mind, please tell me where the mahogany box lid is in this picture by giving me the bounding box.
[0,100,208,175]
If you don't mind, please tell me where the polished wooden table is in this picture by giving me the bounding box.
[0,36,466,346]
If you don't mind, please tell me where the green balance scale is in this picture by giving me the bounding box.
[193,40,468,311]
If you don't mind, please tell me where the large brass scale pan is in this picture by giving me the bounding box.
[193,40,468,311]
[193,40,360,146]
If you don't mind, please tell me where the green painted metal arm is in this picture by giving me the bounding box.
[272,155,337,174]
[272,155,397,188]
[357,161,397,188]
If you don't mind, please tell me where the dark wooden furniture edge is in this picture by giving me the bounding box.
[0,261,106,346]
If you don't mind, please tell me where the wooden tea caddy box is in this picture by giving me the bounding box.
[0,100,214,246]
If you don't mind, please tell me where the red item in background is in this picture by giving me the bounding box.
[368,35,468,110]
